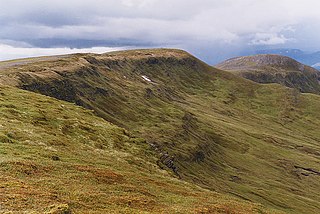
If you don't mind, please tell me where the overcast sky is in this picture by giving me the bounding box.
[1,0,320,63]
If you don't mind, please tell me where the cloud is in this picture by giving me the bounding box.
[0,43,123,61]
[250,33,290,45]
[0,0,320,61]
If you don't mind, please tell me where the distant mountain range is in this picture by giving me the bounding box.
[255,49,320,70]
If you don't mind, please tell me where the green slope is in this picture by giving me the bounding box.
[0,49,319,213]
[0,86,271,213]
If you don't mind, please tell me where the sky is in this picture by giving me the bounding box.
[1,0,320,64]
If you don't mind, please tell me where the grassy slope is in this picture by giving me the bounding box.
[0,49,319,213]
[0,86,272,213]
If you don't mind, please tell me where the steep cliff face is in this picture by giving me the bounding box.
[216,54,320,94]
[1,49,320,213]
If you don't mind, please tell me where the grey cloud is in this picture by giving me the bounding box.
[0,0,320,63]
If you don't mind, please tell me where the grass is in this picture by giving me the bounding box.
[0,48,319,213]
[0,86,275,213]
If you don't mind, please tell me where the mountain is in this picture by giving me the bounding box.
[0,86,265,213]
[1,49,320,213]
[216,54,320,94]
[255,49,320,69]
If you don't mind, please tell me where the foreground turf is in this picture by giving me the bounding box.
[0,86,276,213]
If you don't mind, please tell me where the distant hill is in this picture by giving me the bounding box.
[1,49,320,213]
[255,48,320,70]
[216,54,320,94]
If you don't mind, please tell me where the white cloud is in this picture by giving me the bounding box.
[250,33,289,45]
[0,44,123,61]
[312,62,320,67]
[121,0,155,8]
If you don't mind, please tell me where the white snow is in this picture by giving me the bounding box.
[141,75,152,82]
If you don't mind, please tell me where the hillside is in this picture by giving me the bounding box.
[1,49,320,213]
[0,86,269,213]
[255,49,320,69]
[215,54,320,94]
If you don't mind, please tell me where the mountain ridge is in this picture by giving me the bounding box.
[1,48,320,213]
[216,54,320,94]
[254,48,320,68]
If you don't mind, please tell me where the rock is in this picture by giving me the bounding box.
[51,155,60,161]
[45,204,71,214]
[145,88,154,98]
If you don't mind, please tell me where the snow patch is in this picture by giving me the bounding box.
[141,75,152,82]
